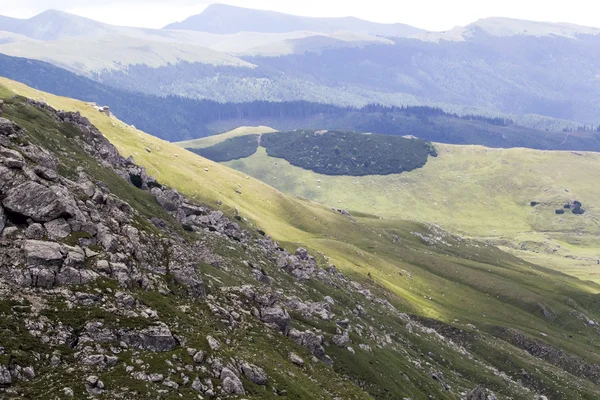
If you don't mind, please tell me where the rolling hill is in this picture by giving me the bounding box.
[5,77,600,399]
[163,4,423,36]
[179,129,600,283]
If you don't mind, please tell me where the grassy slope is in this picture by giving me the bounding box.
[4,78,600,398]
[217,142,600,282]
[176,126,276,149]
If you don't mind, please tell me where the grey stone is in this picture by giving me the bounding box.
[4,159,24,169]
[25,223,45,239]
[241,363,267,385]
[64,246,85,268]
[466,386,486,400]
[193,350,206,364]
[289,353,304,366]
[207,335,220,351]
[0,365,11,385]
[260,305,291,333]
[34,166,58,181]
[221,367,245,395]
[23,240,63,269]
[3,182,69,222]
[0,117,19,136]
[120,323,177,352]
[44,218,71,239]
[148,373,164,383]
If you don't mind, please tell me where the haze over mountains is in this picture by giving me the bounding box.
[164,4,424,36]
[2,5,600,126]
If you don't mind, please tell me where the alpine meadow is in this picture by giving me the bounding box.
[0,3,599,400]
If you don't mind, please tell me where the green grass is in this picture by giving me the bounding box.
[219,145,600,283]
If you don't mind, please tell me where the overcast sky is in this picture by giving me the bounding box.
[0,0,598,31]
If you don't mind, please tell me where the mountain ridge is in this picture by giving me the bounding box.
[163,3,423,36]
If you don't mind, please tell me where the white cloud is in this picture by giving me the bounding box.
[0,0,599,31]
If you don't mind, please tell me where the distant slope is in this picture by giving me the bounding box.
[177,126,276,149]
[416,17,600,42]
[164,3,423,36]
[217,143,600,282]
[0,33,254,74]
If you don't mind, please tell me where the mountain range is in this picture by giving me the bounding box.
[1,6,600,127]
[164,4,423,36]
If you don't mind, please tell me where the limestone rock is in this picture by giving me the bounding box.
[44,218,71,239]
[241,362,267,385]
[221,367,245,395]
[3,182,69,222]
[120,323,177,352]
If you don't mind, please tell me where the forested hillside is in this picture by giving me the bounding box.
[2,53,599,151]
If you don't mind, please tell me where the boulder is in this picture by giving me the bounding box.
[3,182,69,222]
[289,353,304,366]
[34,166,58,181]
[25,223,45,239]
[0,117,19,136]
[23,240,63,269]
[260,305,291,333]
[221,368,245,395]
[44,218,71,240]
[241,363,267,385]
[0,365,11,385]
[120,323,177,352]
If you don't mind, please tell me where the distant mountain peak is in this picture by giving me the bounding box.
[163,4,423,37]
[0,9,114,41]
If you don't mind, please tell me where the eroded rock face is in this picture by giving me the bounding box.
[3,182,69,222]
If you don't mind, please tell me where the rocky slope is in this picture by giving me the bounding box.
[0,94,597,399]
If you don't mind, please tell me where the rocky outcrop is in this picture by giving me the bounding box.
[119,323,178,352]
[2,182,69,222]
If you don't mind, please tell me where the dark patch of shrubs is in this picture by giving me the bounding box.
[530,201,539,207]
[189,135,259,162]
[555,209,565,215]
[261,130,437,176]
[572,201,585,215]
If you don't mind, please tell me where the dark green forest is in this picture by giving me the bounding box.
[260,130,438,176]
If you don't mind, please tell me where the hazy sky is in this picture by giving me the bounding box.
[0,0,598,31]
